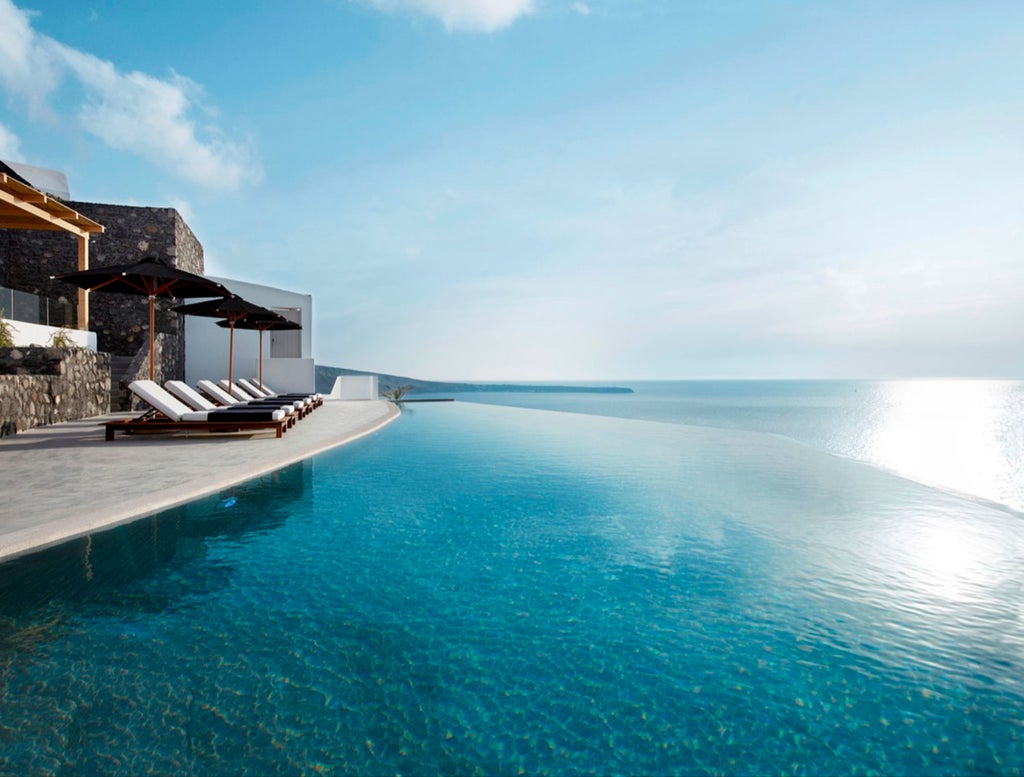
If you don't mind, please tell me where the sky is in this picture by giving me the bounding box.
[1,0,1022,381]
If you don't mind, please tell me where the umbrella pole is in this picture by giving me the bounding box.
[259,329,264,390]
[148,295,155,381]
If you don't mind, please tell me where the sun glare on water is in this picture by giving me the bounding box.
[891,516,1008,605]
[866,379,1017,507]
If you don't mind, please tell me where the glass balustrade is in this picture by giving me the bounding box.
[0,286,77,327]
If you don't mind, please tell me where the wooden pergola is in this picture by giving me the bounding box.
[0,170,104,330]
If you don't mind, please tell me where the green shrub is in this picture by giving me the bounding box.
[0,309,14,348]
[382,384,414,402]
[48,327,76,349]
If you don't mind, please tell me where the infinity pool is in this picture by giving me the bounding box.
[1,402,1021,774]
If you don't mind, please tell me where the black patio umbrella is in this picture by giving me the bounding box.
[173,295,281,387]
[53,257,231,381]
[218,314,302,390]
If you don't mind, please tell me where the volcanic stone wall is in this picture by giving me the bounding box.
[0,202,204,382]
[0,347,110,433]
[109,333,181,412]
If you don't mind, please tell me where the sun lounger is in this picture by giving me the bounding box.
[166,380,298,417]
[245,379,323,408]
[220,380,316,411]
[104,380,290,440]
[197,380,309,417]
[219,379,263,402]
[239,378,274,397]
[196,379,245,406]
[260,379,324,401]
[240,378,323,409]
[219,378,303,407]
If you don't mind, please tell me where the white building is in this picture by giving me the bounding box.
[183,277,315,394]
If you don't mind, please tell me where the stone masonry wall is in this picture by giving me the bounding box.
[109,333,179,412]
[0,202,204,384]
[0,347,110,433]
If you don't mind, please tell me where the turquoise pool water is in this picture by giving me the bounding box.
[1,402,1022,775]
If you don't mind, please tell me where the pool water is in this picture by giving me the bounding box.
[1,402,1022,775]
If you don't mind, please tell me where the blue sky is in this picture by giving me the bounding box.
[1,0,1022,380]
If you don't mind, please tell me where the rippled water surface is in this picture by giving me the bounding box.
[1,402,1022,775]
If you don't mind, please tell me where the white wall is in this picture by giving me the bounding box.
[5,320,96,350]
[183,277,314,392]
[327,375,379,400]
[262,358,315,394]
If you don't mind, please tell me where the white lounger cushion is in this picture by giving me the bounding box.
[219,379,256,402]
[239,378,274,398]
[165,380,217,411]
[131,380,285,422]
[221,379,308,408]
[256,380,322,402]
[132,380,194,420]
[198,380,297,413]
[197,380,242,405]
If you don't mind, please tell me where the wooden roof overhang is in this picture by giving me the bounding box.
[0,172,104,237]
[0,171,104,329]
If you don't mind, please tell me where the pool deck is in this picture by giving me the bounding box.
[0,399,399,563]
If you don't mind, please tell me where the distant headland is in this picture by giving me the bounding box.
[315,365,634,395]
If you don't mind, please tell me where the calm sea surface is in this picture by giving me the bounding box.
[443,379,1024,514]
[1,381,1022,774]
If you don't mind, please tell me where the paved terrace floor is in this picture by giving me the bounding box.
[0,400,399,563]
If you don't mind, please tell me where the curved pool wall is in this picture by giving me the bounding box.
[1,402,1021,775]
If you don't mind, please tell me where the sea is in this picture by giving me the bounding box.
[437,379,1024,515]
[1,378,1022,774]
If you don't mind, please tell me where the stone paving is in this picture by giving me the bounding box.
[0,399,399,562]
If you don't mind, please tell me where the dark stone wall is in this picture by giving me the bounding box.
[110,333,180,412]
[0,347,110,432]
[0,346,69,375]
[0,202,205,383]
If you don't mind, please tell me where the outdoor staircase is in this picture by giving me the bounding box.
[108,355,135,412]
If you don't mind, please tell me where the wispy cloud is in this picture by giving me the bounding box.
[0,1,60,118]
[0,121,21,158]
[364,0,534,32]
[571,2,591,16]
[0,0,261,190]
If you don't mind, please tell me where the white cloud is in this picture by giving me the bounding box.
[0,0,60,117]
[571,2,591,16]
[0,121,21,158]
[0,0,261,190]
[55,44,261,190]
[366,0,534,32]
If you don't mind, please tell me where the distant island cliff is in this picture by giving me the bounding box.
[315,365,634,396]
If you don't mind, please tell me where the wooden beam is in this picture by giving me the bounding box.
[0,174,104,234]
[0,216,71,231]
[77,235,89,331]
[0,187,93,238]
[14,189,48,204]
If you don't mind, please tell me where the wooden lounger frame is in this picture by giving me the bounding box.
[104,409,290,440]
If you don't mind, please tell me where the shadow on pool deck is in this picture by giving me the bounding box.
[0,400,399,563]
